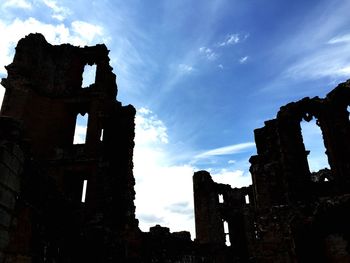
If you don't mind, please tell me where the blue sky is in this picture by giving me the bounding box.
[1,0,350,238]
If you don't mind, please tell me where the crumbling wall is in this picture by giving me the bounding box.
[193,170,255,262]
[249,80,350,262]
[0,33,138,262]
[193,80,350,262]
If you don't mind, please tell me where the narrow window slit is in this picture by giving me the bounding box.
[100,128,104,141]
[223,221,229,234]
[245,194,250,204]
[81,180,88,203]
[225,235,231,246]
[218,194,224,203]
[223,221,230,246]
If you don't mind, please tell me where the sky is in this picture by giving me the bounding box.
[1,0,350,239]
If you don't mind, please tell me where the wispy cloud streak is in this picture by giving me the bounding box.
[195,142,255,159]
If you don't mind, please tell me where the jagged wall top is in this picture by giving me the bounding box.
[1,33,118,98]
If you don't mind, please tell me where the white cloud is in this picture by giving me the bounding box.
[284,49,350,80]
[3,0,32,9]
[239,56,248,64]
[195,142,255,159]
[134,107,195,237]
[71,21,104,44]
[178,63,194,73]
[218,64,224,69]
[41,0,71,21]
[211,169,252,188]
[272,2,350,85]
[199,46,218,60]
[135,107,168,144]
[328,33,350,45]
[218,33,248,47]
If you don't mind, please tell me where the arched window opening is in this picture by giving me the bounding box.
[81,180,88,203]
[82,64,96,88]
[223,221,230,246]
[218,194,224,203]
[301,118,330,174]
[73,113,88,144]
[245,194,250,204]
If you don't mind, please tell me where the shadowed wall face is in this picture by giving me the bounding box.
[0,33,138,262]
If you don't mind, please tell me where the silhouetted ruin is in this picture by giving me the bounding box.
[193,81,350,262]
[1,34,350,262]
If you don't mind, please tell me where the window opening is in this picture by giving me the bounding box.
[225,235,231,246]
[245,194,250,204]
[82,64,96,88]
[223,221,230,246]
[218,194,224,203]
[73,113,88,144]
[254,222,260,240]
[347,106,350,120]
[81,180,88,203]
[100,128,104,141]
[223,221,229,233]
[301,118,330,172]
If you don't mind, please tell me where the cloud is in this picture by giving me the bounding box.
[199,46,218,60]
[195,142,255,159]
[138,214,165,224]
[71,21,104,44]
[211,169,252,188]
[283,49,350,80]
[328,34,350,45]
[239,56,248,64]
[269,2,350,87]
[218,64,224,69]
[3,0,32,9]
[133,107,196,237]
[178,63,194,73]
[135,107,168,144]
[218,33,248,47]
[42,0,71,21]
[166,202,193,216]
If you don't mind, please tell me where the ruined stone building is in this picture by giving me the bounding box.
[1,34,350,262]
[193,80,350,262]
[0,33,196,263]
